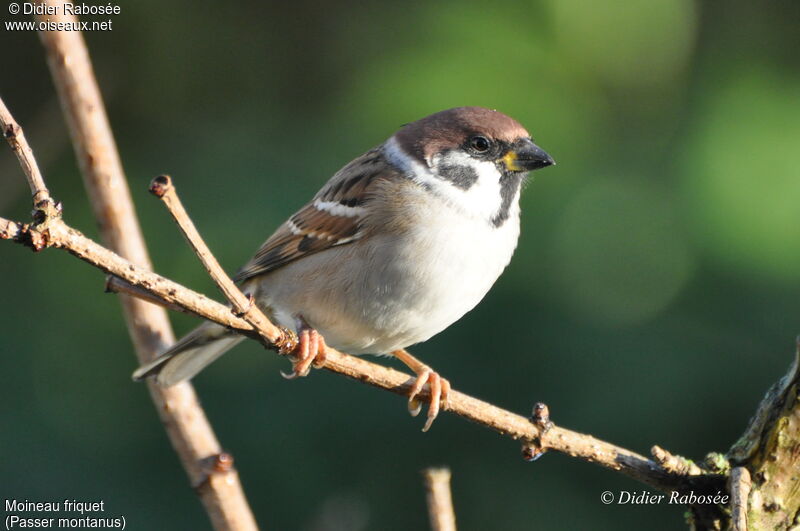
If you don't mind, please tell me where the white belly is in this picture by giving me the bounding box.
[256,186,521,354]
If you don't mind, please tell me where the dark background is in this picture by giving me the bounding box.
[1,1,799,529]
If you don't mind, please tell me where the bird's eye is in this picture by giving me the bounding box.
[469,135,491,153]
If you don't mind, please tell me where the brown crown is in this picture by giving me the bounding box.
[393,107,530,164]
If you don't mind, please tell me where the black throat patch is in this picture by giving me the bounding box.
[492,172,524,228]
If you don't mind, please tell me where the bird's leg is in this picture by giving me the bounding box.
[281,314,328,380]
[392,349,450,432]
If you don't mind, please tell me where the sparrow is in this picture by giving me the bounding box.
[133,107,554,431]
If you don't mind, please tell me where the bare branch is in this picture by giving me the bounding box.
[0,98,49,203]
[729,467,751,531]
[0,97,65,213]
[32,4,259,528]
[423,468,457,531]
[651,445,705,476]
[727,343,800,529]
[148,174,295,352]
[0,217,23,241]
[37,3,149,267]
[105,275,191,315]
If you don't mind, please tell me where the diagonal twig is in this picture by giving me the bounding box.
[0,97,49,203]
[148,175,296,352]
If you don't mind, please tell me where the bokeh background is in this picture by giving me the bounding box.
[2,1,799,529]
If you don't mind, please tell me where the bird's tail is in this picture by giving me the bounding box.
[132,321,244,386]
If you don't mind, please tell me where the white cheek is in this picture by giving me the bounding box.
[430,151,504,221]
[383,136,511,223]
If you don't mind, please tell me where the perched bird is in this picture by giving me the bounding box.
[134,107,554,431]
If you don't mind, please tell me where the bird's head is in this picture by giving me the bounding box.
[389,107,555,226]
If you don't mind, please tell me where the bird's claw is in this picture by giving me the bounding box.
[407,368,450,432]
[281,326,327,379]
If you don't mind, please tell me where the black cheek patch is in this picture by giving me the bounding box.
[437,163,479,190]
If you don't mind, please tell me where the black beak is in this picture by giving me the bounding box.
[503,138,555,172]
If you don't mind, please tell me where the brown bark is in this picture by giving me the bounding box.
[31,3,259,528]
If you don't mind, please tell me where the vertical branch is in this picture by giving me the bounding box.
[728,344,800,530]
[728,467,751,531]
[36,3,258,530]
[423,468,457,531]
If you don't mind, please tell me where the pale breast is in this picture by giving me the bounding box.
[255,179,521,354]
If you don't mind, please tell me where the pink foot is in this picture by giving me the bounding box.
[281,316,328,379]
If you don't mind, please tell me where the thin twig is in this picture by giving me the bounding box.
[0,97,65,213]
[651,445,705,476]
[33,5,259,529]
[0,217,23,240]
[729,467,751,531]
[104,275,191,315]
[423,468,457,531]
[148,175,295,352]
[0,97,49,203]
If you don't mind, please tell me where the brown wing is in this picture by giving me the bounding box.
[233,147,394,283]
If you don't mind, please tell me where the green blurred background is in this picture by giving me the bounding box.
[1,0,799,529]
